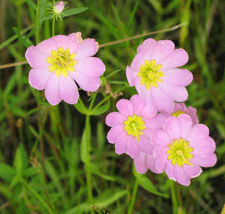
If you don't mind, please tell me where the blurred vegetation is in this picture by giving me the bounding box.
[0,0,224,213]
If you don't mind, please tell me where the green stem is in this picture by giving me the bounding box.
[36,0,40,44]
[52,17,56,37]
[21,178,55,214]
[171,180,179,214]
[128,179,139,214]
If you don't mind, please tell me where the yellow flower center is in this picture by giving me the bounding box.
[172,110,185,117]
[46,47,77,78]
[137,59,164,90]
[124,114,146,141]
[167,138,193,167]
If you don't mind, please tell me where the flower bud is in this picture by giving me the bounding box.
[53,1,65,14]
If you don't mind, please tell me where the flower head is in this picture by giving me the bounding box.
[126,38,193,115]
[162,103,199,125]
[105,95,166,159]
[25,33,105,105]
[53,1,65,14]
[152,114,216,186]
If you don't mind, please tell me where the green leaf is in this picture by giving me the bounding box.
[40,7,88,22]
[133,166,169,198]
[85,164,115,181]
[74,100,89,115]
[13,143,28,174]
[66,189,127,214]
[0,162,16,182]
[90,99,110,116]
[24,0,37,10]
[12,27,33,48]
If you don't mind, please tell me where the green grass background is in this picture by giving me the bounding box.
[0,0,224,213]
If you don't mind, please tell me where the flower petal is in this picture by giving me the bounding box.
[192,137,216,156]
[178,114,193,139]
[165,161,175,180]
[190,153,217,167]
[145,113,167,130]
[28,68,51,90]
[58,75,79,104]
[152,40,175,62]
[53,35,70,49]
[25,46,49,68]
[130,51,148,71]
[105,112,126,127]
[183,165,202,178]
[155,153,168,173]
[107,125,124,143]
[137,135,153,154]
[159,83,188,102]
[75,38,98,59]
[35,37,57,56]
[130,95,144,115]
[161,48,189,70]
[115,131,128,155]
[134,151,148,174]
[116,99,133,117]
[151,86,174,113]
[126,66,138,86]
[45,73,62,105]
[137,38,157,55]
[146,153,159,174]
[188,124,209,146]
[75,57,105,77]
[152,130,172,146]
[163,68,193,87]
[163,116,181,139]
[126,136,140,159]
[69,71,101,92]
[174,165,191,186]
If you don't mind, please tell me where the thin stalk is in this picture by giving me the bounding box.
[21,178,55,214]
[171,181,179,214]
[52,17,56,37]
[36,0,40,44]
[127,179,139,214]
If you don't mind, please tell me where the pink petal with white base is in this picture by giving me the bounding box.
[183,165,202,178]
[116,99,133,117]
[151,86,174,113]
[163,68,193,86]
[75,57,105,77]
[29,68,51,90]
[161,48,189,70]
[126,136,140,159]
[130,51,148,71]
[163,116,181,139]
[105,112,126,127]
[59,75,79,105]
[35,37,57,56]
[107,125,124,143]
[115,131,127,155]
[174,165,190,186]
[75,39,98,59]
[53,35,70,49]
[159,83,188,102]
[70,71,100,92]
[45,73,62,105]
[25,46,49,68]
[152,40,175,62]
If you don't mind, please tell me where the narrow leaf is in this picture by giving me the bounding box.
[90,99,110,116]
[24,0,37,10]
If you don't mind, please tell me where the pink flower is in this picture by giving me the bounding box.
[162,103,199,125]
[151,114,216,186]
[126,38,193,116]
[25,33,105,105]
[53,1,65,14]
[105,95,166,159]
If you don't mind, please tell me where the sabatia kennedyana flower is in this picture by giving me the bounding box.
[162,103,199,125]
[152,114,216,186]
[126,38,193,115]
[105,95,166,159]
[25,33,105,105]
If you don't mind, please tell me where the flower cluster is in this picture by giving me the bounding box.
[26,32,105,105]
[106,38,216,186]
